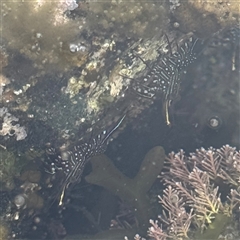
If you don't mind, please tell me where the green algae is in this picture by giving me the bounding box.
[0,148,20,189]
[194,213,231,240]
[85,146,165,230]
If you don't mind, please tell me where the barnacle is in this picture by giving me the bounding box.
[206,115,223,130]
[65,76,90,99]
[14,194,26,209]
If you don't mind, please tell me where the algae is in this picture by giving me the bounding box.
[85,146,165,230]
[194,213,231,240]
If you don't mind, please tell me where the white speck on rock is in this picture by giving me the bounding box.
[169,0,180,11]
[0,108,27,141]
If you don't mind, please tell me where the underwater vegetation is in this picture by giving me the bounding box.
[133,145,240,240]
[86,146,165,231]
[61,146,165,239]
[61,144,240,240]
[0,0,239,239]
[0,148,19,190]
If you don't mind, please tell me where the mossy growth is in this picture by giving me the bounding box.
[170,0,239,38]
[2,1,81,71]
[0,221,9,240]
[0,147,38,190]
[87,1,168,39]
[0,148,19,190]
